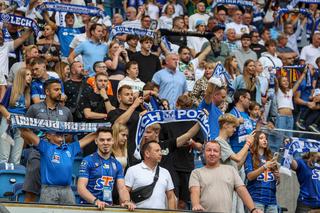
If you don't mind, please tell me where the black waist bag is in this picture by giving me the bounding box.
[130,166,159,203]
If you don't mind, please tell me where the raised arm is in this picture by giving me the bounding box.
[292,66,307,93]
[197,44,212,63]
[79,132,97,149]
[176,123,200,147]
[13,29,33,50]
[20,128,40,146]
[115,97,143,125]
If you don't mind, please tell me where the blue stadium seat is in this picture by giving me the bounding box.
[0,164,26,199]
[72,157,83,178]
[71,185,81,204]
[11,183,24,202]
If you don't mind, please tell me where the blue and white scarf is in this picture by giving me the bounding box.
[10,0,25,7]
[288,0,320,8]
[275,8,314,34]
[37,2,104,17]
[282,137,320,175]
[212,0,253,9]
[11,115,111,133]
[0,13,40,36]
[212,63,234,91]
[134,110,210,160]
[109,26,155,40]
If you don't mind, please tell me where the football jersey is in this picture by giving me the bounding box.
[296,159,320,208]
[78,152,124,205]
[245,152,277,205]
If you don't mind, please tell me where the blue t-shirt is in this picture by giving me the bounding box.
[0,86,27,114]
[245,152,277,205]
[74,40,108,76]
[230,107,253,153]
[38,139,81,186]
[297,78,313,111]
[78,152,124,205]
[198,99,222,140]
[57,26,85,57]
[296,159,320,208]
[31,77,64,101]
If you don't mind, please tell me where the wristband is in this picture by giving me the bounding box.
[93,198,98,205]
[104,97,109,102]
[250,208,257,213]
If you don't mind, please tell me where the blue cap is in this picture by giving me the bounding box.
[195,19,206,28]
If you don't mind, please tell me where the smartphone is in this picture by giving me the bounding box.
[139,91,143,97]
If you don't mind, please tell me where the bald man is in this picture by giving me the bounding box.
[152,54,188,109]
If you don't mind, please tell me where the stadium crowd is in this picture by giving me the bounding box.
[0,0,319,212]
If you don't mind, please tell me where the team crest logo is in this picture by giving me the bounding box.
[163,110,175,121]
[1,14,10,23]
[51,154,60,163]
[103,163,109,169]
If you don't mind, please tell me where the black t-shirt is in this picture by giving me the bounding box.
[108,108,140,166]
[159,138,177,175]
[64,79,93,122]
[167,35,187,47]
[129,52,162,83]
[161,121,203,172]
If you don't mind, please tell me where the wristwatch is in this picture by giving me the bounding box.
[250,208,257,213]
[93,198,98,205]
[103,97,109,102]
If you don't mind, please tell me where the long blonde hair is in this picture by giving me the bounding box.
[9,68,31,108]
[112,123,128,156]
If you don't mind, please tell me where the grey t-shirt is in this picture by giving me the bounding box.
[26,101,73,122]
[215,137,238,169]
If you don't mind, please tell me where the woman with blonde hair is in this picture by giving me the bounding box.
[190,62,215,106]
[54,61,70,82]
[0,68,32,164]
[233,59,262,104]
[112,123,129,170]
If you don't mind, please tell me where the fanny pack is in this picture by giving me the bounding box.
[130,166,159,203]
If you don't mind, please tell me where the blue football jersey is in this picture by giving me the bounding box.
[296,159,320,208]
[245,152,277,205]
[78,152,124,205]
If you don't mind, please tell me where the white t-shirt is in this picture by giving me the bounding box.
[147,3,160,20]
[187,37,208,55]
[162,3,184,18]
[277,89,294,110]
[117,76,145,93]
[122,20,141,29]
[158,16,173,30]
[0,41,14,85]
[300,44,320,68]
[125,162,174,209]
[225,22,249,36]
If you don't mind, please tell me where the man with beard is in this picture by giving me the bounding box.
[80,72,116,155]
[77,127,136,211]
[64,61,92,122]
[21,79,73,202]
[0,27,33,101]
[178,45,211,91]
[108,85,144,166]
